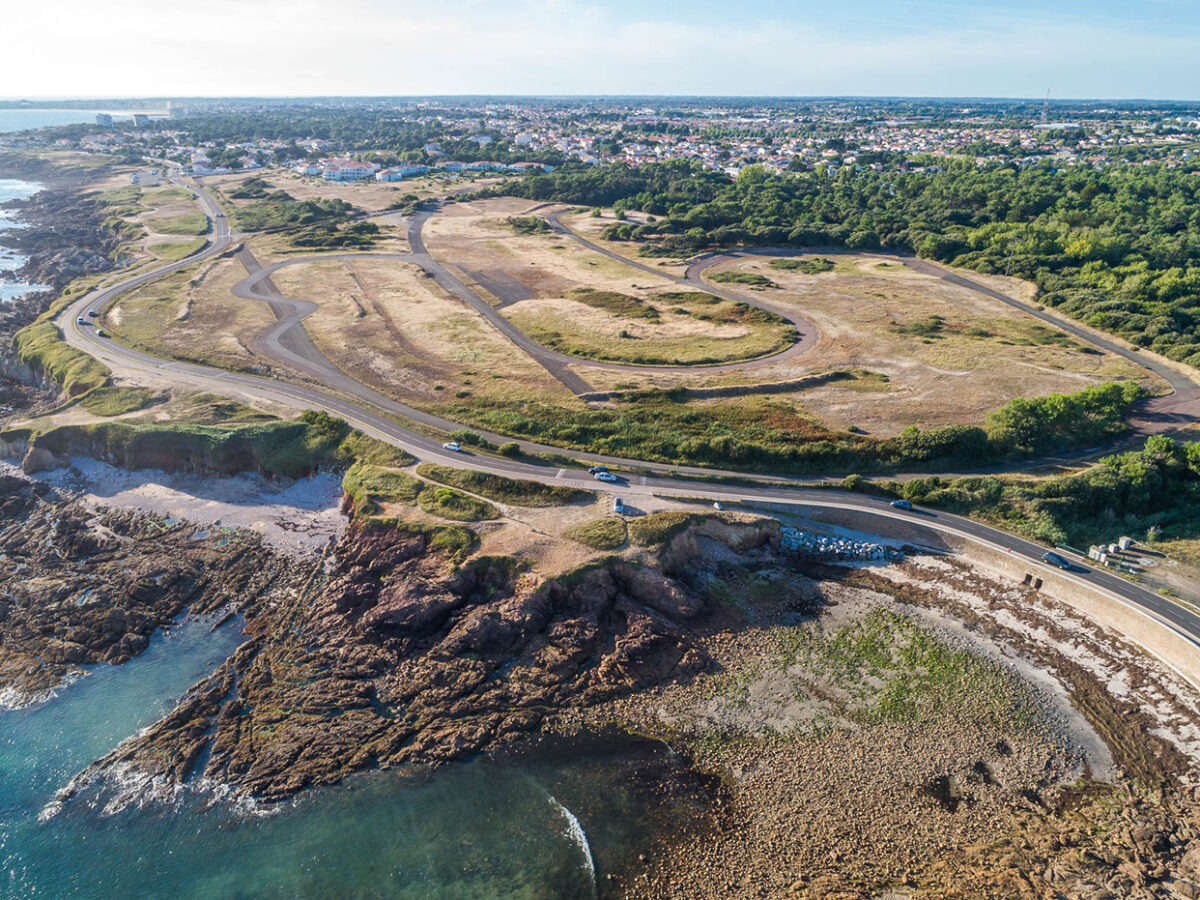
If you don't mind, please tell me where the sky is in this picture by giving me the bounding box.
[6,0,1200,100]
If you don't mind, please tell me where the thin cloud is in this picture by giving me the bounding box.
[2,0,1196,98]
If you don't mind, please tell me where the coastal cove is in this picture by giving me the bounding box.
[0,607,684,899]
[0,178,47,302]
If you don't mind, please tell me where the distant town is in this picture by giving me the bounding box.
[3,97,1199,178]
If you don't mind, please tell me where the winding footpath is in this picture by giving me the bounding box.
[54,179,1200,665]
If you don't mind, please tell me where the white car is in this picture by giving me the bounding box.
[594,471,618,482]
[442,441,462,452]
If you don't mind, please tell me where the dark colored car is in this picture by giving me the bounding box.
[588,466,608,474]
[1042,551,1072,570]
[890,499,912,511]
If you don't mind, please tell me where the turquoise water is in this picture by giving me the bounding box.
[0,177,45,302]
[0,615,681,898]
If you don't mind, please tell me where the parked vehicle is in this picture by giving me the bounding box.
[594,471,618,483]
[1042,551,1072,570]
[442,441,462,452]
[890,499,912,511]
[614,497,624,512]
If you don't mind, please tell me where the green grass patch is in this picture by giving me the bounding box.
[708,271,776,287]
[79,386,164,417]
[342,461,423,515]
[147,238,206,261]
[146,212,209,236]
[13,315,110,397]
[769,257,835,274]
[415,463,593,507]
[564,517,628,550]
[628,511,693,547]
[567,287,660,320]
[141,187,192,205]
[417,486,500,522]
[776,607,1036,728]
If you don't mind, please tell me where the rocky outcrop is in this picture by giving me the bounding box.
[0,473,311,704]
[56,513,760,803]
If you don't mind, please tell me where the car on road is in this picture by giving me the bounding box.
[890,499,913,511]
[76,316,86,325]
[96,329,107,337]
[1042,551,1072,570]
[442,442,462,452]
[588,465,608,474]
[594,471,618,483]
[87,310,98,317]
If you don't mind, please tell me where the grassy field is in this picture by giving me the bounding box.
[417,485,500,521]
[145,212,209,236]
[79,386,164,417]
[564,517,628,550]
[147,238,207,261]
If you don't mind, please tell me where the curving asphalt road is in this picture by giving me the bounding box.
[55,179,1200,665]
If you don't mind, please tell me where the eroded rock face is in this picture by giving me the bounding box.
[68,514,741,802]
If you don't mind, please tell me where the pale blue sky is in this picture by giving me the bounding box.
[6,0,1198,99]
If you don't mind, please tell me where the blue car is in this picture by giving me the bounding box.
[890,499,912,511]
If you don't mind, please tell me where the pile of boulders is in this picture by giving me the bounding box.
[778,526,893,561]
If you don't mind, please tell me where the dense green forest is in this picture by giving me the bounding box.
[897,435,1200,548]
[494,159,1200,368]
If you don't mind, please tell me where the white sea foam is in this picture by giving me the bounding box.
[546,793,597,898]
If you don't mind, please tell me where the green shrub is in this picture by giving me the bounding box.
[770,257,835,274]
[708,271,776,287]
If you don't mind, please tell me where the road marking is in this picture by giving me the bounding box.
[640,475,647,486]
[555,468,566,479]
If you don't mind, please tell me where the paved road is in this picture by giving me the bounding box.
[56,180,1200,660]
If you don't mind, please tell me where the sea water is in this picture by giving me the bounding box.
[0,615,676,898]
[0,177,46,302]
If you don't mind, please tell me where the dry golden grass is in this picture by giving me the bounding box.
[690,254,1156,435]
[268,257,569,405]
[425,197,685,299]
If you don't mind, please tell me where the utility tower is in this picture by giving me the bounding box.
[1041,89,1050,123]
